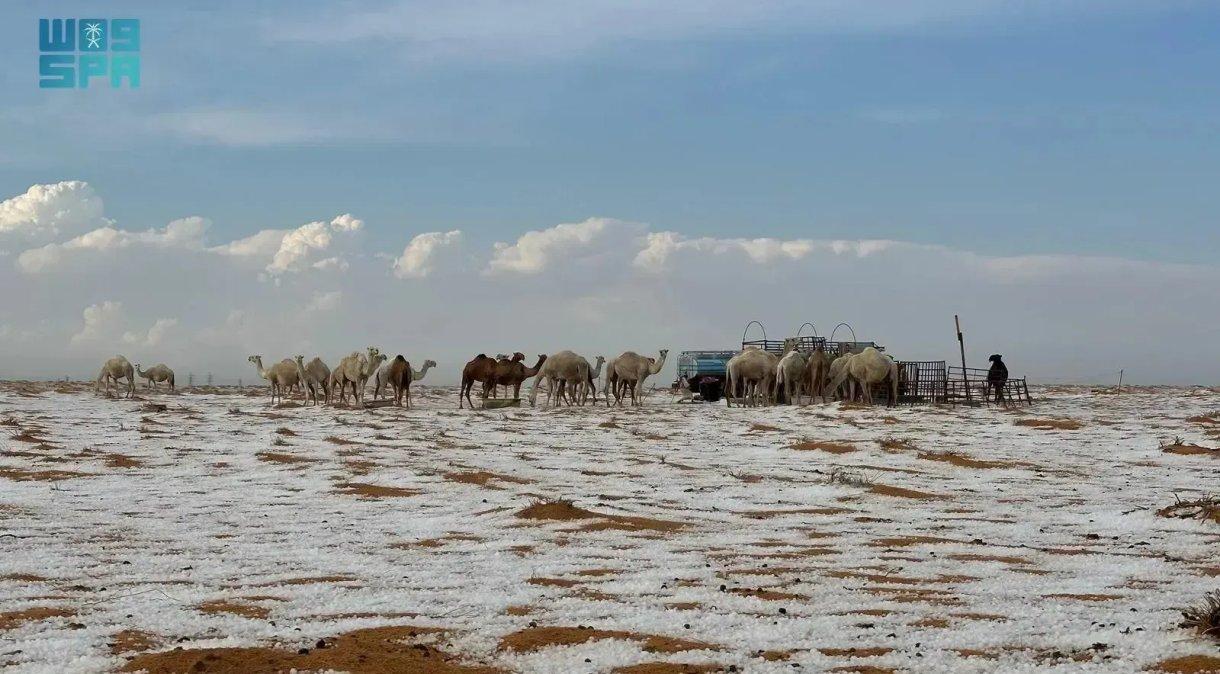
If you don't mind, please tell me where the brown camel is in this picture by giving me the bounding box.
[496,354,547,400]
[382,355,415,407]
[460,353,512,408]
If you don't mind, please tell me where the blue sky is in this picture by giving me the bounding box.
[1,2,1219,383]
[3,1,1218,260]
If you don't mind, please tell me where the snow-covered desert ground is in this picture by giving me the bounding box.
[1,381,1219,674]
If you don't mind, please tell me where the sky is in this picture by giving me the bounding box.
[1,1,1218,385]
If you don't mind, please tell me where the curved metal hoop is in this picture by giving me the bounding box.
[829,322,857,343]
[741,320,767,344]
[796,322,819,339]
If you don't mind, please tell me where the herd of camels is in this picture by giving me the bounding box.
[91,348,671,409]
[93,341,898,409]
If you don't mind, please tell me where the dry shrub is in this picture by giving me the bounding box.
[878,437,915,452]
[823,468,872,487]
[1181,590,1220,639]
[1158,495,1220,524]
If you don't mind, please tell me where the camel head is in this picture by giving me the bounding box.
[423,359,437,369]
[247,355,261,365]
[989,354,1003,363]
[512,352,526,362]
[295,355,305,364]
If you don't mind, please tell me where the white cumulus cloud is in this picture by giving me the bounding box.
[17,217,211,273]
[0,181,108,242]
[393,230,463,278]
[487,217,638,275]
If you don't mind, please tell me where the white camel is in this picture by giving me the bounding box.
[603,355,619,406]
[583,355,606,405]
[248,355,300,405]
[725,348,778,407]
[774,350,807,404]
[374,357,436,400]
[331,347,381,406]
[805,348,832,403]
[529,350,592,407]
[294,355,331,405]
[96,355,136,398]
[826,352,855,401]
[610,349,668,406]
[135,363,175,391]
[827,347,898,406]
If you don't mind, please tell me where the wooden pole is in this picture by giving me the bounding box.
[1117,369,1123,393]
[955,315,971,403]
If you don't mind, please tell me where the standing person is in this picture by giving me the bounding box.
[987,354,1009,404]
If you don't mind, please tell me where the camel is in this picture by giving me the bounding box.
[373,358,436,400]
[805,347,832,403]
[725,348,778,407]
[497,354,547,401]
[529,351,592,407]
[293,355,331,405]
[827,347,898,406]
[459,353,501,408]
[330,347,381,406]
[603,355,619,406]
[248,355,300,405]
[379,355,416,407]
[95,355,136,398]
[583,355,606,405]
[774,350,807,404]
[825,352,855,401]
[610,349,668,406]
[135,363,175,391]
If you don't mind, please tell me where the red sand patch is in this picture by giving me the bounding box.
[1043,593,1123,602]
[1162,443,1219,457]
[1156,656,1220,673]
[867,484,946,500]
[611,665,721,674]
[197,600,270,619]
[336,482,421,498]
[917,452,1013,469]
[0,606,73,630]
[499,626,716,653]
[516,501,686,533]
[103,453,143,469]
[527,577,579,588]
[818,647,893,657]
[256,451,316,465]
[728,587,807,601]
[791,440,857,454]
[445,471,531,488]
[947,553,1031,565]
[1014,418,1083,430]
[110,629,159,655]
[749,423,783,433]
[0,467,88,482]
[120,625,497,674]
[744,507,851,519]
[870,535,957,547]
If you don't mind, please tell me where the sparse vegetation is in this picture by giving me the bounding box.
[1181,590,1220,638]
[1158,495,1220,524]
[822,467,873,487]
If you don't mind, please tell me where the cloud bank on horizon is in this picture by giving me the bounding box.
[0,181,1216,385]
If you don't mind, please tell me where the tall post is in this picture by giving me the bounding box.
[1117,369,1123,393]
[955,314,971,403]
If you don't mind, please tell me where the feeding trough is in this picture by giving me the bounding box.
[482,398,522,409]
